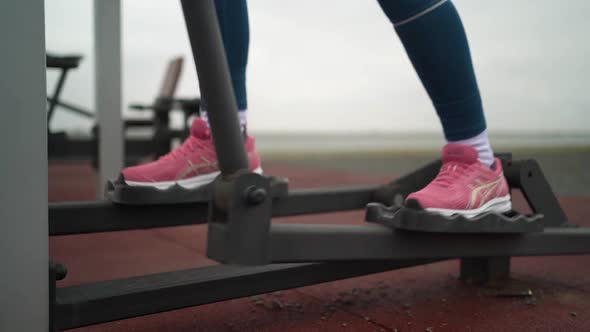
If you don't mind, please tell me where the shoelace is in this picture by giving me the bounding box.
[430,162,472,188]
[160,137,209,161]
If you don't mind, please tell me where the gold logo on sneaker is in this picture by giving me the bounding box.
[176,157,218,180]
[466,177,503,209]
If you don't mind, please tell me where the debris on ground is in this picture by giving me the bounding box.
[494,287,533,297]
[284,302,304,313]
[265,300,284,310]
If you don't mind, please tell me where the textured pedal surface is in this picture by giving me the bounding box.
[106,175,289,205]
[365,203,544,234]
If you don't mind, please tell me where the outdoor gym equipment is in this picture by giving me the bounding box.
[47,1,590,331]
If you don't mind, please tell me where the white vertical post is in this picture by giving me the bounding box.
[95,0,123,194]
[0,0,48,331]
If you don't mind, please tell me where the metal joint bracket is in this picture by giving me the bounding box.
[208,173,274,265]
[504,159,568,226]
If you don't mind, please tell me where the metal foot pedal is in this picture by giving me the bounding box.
[365,203,544,233]
[106,174,289,205]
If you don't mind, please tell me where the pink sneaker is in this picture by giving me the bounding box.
[122,118,262,189]
[405,143,511,218]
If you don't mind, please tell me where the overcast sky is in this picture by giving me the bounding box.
[45,0,590,135]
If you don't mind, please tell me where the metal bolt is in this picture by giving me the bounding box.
[244,186,267,205]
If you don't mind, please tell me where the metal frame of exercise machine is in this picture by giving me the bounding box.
[177,0,590,264]
[43,0,590,330]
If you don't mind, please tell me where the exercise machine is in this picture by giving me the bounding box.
[46,53,200,165]
[47,0,590,330]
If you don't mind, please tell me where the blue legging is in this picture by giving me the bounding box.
[212,0,249,111]
[213,0,486,141]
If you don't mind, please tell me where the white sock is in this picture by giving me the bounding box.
[449,130,495,167]
[199,109,247,133]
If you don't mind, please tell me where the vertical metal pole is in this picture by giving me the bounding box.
[0,0,48,330]
[460,257,510,284]
[95,0,124,193]
[180,0,249,175]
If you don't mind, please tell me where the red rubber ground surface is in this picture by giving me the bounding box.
[49,161,590,332]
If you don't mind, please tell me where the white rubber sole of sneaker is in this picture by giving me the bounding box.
[424,195,512,219]
[125,167,263,190]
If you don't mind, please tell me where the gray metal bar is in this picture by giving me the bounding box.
[95,0,124,195]
[49,185,379,235]
[46,98,95,119]
[49,201,208,236]
[180,0,249,174]
[504,159,569,227]
[273,185,376,217]
[0,0,48,330]
[47,69,69,123]
[55,259,440,330]
[259,224,590,262]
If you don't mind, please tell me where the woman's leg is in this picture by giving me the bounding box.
[377,0,493,166]
[120,0,259,189]
[202,0,250,129]
[377,0,511,217]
